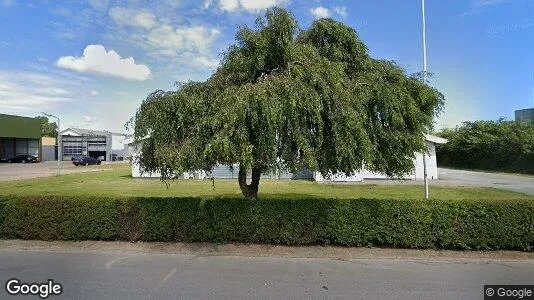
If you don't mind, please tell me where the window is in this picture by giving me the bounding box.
[87,137,107,146]
[63,145,83,156]
[28,139,39,156]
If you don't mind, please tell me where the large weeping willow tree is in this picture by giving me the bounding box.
[132,8,444,199]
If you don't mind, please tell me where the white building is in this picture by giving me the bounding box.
[313,134,447,182]
[124,134,447,181]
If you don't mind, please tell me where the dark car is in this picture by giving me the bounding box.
[7,155,39,163]
[72,155,101,166]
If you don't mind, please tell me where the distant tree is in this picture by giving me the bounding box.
[35,116,58,138]
[132,8,444,199]
[437,119,534,174]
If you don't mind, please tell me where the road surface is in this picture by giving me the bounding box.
[0,161,123,182]
[438,168,534,195]
[0,249,532,299]
[353,168,534,196]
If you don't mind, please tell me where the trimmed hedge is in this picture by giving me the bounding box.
[0,196,532,251]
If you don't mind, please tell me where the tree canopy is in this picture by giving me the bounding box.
[437,119,534,174]
[35,116,58,138]
[132,8,444,199]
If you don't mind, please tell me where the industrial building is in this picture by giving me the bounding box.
[0,114,42,161]
[41,137,57,161]
[59,128,127,161]
[126,134,447,181]
[515,108,534,122]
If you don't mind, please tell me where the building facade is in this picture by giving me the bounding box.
[0,114,41,161]
[41,137,57,161]
[59,128,112,161]
[59,128,128,161]
[126,134,447,181]
[515,108,534,122]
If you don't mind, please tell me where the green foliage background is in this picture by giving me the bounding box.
[437,120,534,174]
[34,116,58,138]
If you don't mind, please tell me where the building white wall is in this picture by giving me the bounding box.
[130,140,161,178]
[129,139,443,181]
[314,141,440,182]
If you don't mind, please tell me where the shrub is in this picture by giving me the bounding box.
[437,120,534,174]
[0,195,532,251]
[0,196,119,241]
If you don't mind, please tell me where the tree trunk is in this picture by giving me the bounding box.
[238,166,261,199]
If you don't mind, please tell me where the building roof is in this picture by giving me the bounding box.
[123,135,150,145]
[425,134,448,144]
[0,113,41,139]
[122,135,136,145]
[60,127,110,137]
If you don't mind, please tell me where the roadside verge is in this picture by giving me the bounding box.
[1,240,533,262]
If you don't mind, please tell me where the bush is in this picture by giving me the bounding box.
[437,120,534,174]
[0,195,532,251]
[0,196,119,240]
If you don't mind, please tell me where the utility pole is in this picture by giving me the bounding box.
[42,112,61,176]
[421,0,429,199]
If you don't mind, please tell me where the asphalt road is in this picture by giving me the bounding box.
[0,250,532,300]
[0,161,119,181]
[438,168,534,195]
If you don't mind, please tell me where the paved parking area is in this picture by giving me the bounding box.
[330,168,534,196]
[436,168,534,196]
[0,161,105,181]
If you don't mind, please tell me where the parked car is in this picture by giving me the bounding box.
[6,155,39,163]
[72,155,101,166]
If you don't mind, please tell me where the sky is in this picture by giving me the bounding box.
[1,0,533,133]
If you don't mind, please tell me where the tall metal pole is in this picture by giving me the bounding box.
[57,118,61,176]
[421,0,429,199]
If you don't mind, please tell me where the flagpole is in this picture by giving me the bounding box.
[421,0,429,199]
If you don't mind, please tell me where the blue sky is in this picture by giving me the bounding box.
[1,0,533,133]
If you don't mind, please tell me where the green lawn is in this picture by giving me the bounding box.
[0,163,532,201]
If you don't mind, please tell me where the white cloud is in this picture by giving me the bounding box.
[0,0,14,8]
[219,0,239,12]
[56,44,152,81]
[333,6,347,18]
[90,90,99,96]
[108,6,221,70]
[191,56,220,68]
[145,25,220,57]
[471,0,508,8]
[219,0,287,13]
[203,0,213,9]
[89,0,109,11]
[83,115,96,123]
[0,71,73,113]
[36,87,70,96]
[463,0,512,17]
[109,7,156,29]
[166,0,182,7]
[310,6,330,19]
